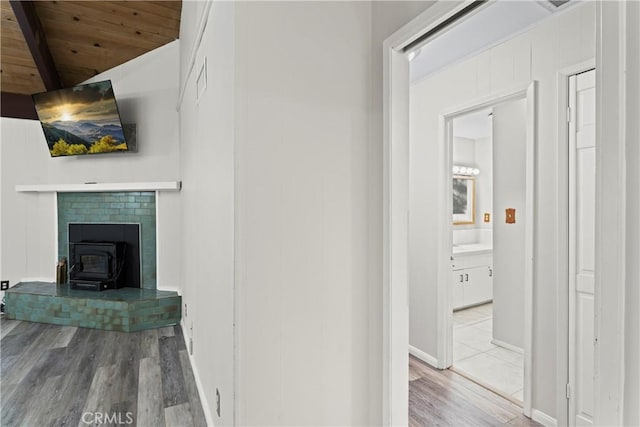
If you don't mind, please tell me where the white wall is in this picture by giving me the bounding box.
[453,136,475,165]
[0,41,182,291]
[451,133,493,240]
[409,3,595,418]
[178,1,235,425]
[175,3,438,426]
[492,98,526,349]
[475,135,492,234]
[234,2,372,424]
[624,1,640,425]
[0,119,64,284]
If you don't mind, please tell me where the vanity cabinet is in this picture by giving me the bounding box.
[452,252,492,310]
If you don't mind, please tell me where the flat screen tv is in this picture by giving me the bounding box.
[32,80,129,157]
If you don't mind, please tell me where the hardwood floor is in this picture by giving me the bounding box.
[409,355,542,427]
[0,318,206,427]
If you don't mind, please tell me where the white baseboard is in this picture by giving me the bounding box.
[491,338,524,354]
[531,409,557,426]
[180,318,215,427]
[409,345,439,368]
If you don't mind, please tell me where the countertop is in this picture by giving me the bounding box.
[452,243,493,256]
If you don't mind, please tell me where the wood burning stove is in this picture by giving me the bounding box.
[69,241,126,291]
[68,223,141,291]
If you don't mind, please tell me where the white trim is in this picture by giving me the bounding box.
[491,338,524,354]
[176,0,213,111]
[409,345,438,368]
[594,2,627,424]
[532,409,558,427]
[436,82,536,418]
[438,112,452,371]
[181,318,214,427]
[440,83,534,118]
[382,43,411,427]
[555,59,596,427]
[15,182,181,193]
[523,81,536,419]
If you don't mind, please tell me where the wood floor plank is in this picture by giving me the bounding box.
[1,350,55,425]
[1,321,205,427]
[0,354,19,377]
[48,328,108,424]
[1,327,55,386]
[18,374,65,427]
[1,318,40,338]
[409,355,542,427]
[137,357,166,427]
[0,321,47,357]
[0,318,21,338]
[110,401,136,425]
[140,327,160,360]
[410,356,523,423]
[440,368,525,420]
[409,361,423,381]
[112,354,140,422]
[81,364,117,419]
[410,376,500,427]
[159,336,188,408]
[48,325,78,349]
[173,325,187,351]
[179,350,207,427]
[165,402,194,427]
[158,326,175,338]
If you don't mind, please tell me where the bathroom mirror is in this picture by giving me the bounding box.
[452,175,475,225]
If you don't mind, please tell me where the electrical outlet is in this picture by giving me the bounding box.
[1,281,9,291]
[216,388,221,417]
[184,303,188,317]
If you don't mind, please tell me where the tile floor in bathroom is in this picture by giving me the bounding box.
[453,302,524,403]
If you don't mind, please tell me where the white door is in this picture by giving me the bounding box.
[569,69,596,426]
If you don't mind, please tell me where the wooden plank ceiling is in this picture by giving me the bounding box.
[1,1,181,118]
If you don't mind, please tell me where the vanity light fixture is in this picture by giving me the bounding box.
[452,165,479,176]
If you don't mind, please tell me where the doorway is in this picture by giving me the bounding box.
[384,1,627,426]
[438,89,534,410]
[449,98,529,404]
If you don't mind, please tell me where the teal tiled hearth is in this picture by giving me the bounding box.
[5,282,181,332]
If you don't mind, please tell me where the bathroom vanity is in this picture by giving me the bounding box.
[452,244,493,310]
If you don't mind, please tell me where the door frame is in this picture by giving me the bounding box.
[382,1,629,426]
[382,2,488,424]
[437,83,536,418]
[555,60,595,427]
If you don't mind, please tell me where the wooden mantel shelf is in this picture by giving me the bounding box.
[15,181,181,193]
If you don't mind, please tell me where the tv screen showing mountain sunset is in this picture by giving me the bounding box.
[32,80,128,157]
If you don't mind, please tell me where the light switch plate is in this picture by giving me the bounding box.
[506,208,516,224]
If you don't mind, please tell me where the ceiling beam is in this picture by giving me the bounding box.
[1,92,38,120]
[9,0,62,91]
